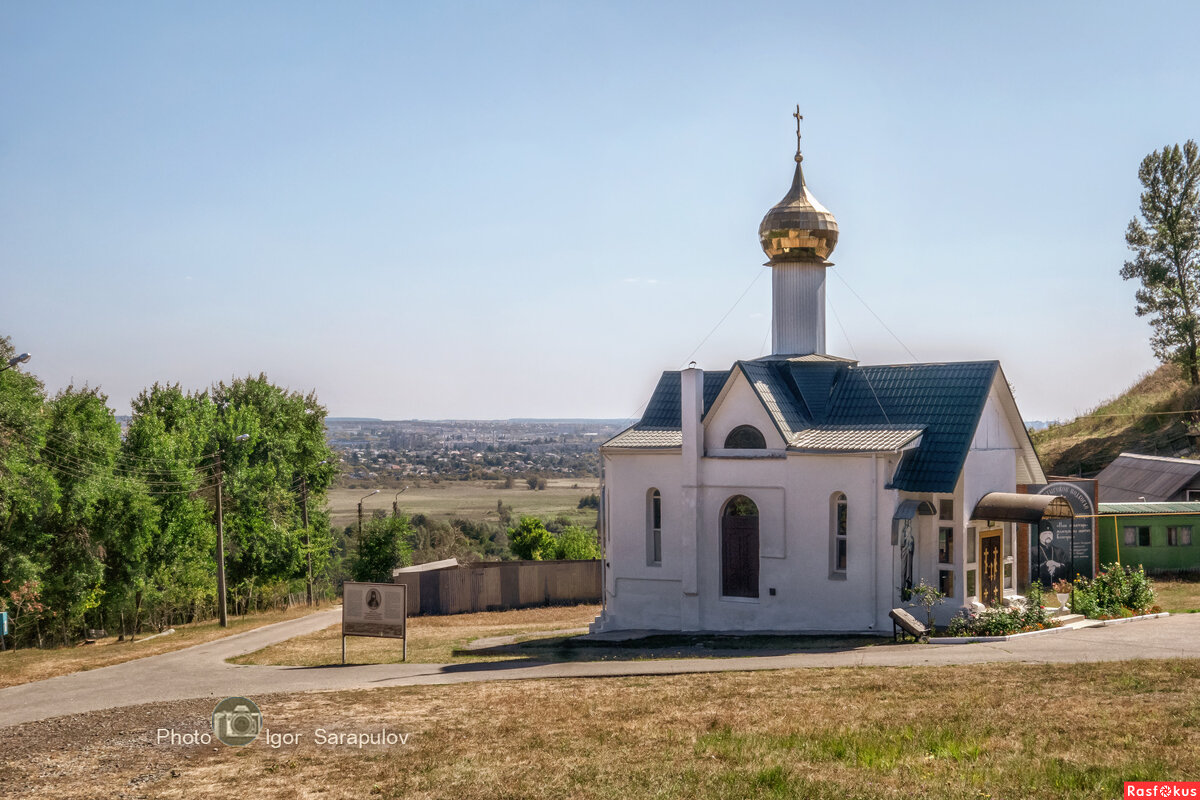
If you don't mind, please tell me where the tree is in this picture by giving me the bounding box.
[352,511,413,583]
[508,516,556,560]
[553,525,600,560]
[1122,141,1200,385]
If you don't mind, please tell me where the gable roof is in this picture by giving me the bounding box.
[1096,452,1200,502]
[824,361,1000,492]
[604,358,1035,493]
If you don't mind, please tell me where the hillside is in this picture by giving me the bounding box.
[1032,363,1200,477]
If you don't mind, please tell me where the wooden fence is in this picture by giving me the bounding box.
[392,559,601,616]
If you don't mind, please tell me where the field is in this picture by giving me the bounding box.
[4,659,1199,799]
[0,605,322,690]
[327,478,600,531]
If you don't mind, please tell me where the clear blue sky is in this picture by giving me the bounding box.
[4,2,1199,421]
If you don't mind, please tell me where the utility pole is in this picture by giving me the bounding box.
[358,489,379,546]
[215,452,228,627]
[301,475,313,606]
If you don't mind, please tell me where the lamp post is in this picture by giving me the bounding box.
[215,433,251,627]
[358,489,379,543]
[0,352,31,373]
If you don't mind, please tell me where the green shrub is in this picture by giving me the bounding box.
[1070,563,1156,618]
[508,517,557,560]
[553,525,601,560]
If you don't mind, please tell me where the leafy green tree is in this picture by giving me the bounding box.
[0,336,57,635]
[553,525,600,560]
[508,516,556,560]
[352,511,413,582]
[1122,140,1200,384]
[123,383,219,631]
[38,387,126,643]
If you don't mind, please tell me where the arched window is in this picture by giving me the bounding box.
[646,489,662,566]
[831,492,848,575]
[721,495,759,598]
[724,425,766,449]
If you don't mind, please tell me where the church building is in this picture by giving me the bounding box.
[593,116,1056,634]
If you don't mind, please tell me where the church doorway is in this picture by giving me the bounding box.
[980,530,1002,606]
[721,495,759,598]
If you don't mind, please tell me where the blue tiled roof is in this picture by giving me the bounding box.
[824,361,999,492]
[637,370,730,428]
[607,360,1000,490]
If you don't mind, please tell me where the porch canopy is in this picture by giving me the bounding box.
[971,492,1074,524]
[890,499,936,544]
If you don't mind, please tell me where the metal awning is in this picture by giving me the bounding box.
[894,499,937,520]
[891,499,936,544]
[971,492,1074,523]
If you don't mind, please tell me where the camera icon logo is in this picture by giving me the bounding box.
[212,696,263,747]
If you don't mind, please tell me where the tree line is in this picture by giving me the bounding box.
[0,337,338,648]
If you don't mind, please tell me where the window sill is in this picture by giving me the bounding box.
[828,571,847,581]
[719,595,760,604]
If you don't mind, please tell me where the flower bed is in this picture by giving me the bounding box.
[944,582,1059,638]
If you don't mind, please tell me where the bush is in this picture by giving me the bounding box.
[554,525,601,560]
[578,493,600,509]
[508,517,557,560]
[1070,563,1156,618]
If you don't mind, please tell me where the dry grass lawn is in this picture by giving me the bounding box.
[0,604,323,689]
[1154,577,1200,613]
[2,659,1198,799]
[328,477,600,530]
[231,604,601,666]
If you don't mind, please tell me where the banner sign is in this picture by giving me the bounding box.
[1029,481,1096,585]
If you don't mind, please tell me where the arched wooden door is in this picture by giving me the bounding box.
[722,495,759,598]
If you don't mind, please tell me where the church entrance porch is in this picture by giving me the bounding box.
[980,530,1003,605]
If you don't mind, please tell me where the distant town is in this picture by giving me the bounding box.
[323,418,631,484]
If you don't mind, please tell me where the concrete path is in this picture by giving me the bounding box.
[2,609,1199,729]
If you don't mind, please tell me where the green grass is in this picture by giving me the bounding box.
[1154,576,1200,613]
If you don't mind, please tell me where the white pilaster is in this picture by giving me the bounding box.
[680,366,703,629]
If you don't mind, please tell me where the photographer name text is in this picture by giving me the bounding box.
[156,727,411,748]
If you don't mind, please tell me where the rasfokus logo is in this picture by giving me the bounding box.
[212,696,263,747]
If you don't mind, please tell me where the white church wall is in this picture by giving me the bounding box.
[600,450,683,630]
[694,452,883,632]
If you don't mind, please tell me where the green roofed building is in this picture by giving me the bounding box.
[1097,502,1200,573]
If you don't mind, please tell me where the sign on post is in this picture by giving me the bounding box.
[341,581,407,664]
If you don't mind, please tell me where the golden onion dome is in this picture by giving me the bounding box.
[759,110,838,265]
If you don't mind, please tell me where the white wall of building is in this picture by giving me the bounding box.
[597,372,1033,634]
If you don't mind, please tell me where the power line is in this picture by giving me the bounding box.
[830,270,918,361]
[679,267,768,369]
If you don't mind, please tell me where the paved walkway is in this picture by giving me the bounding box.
[2,609,1199,729]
